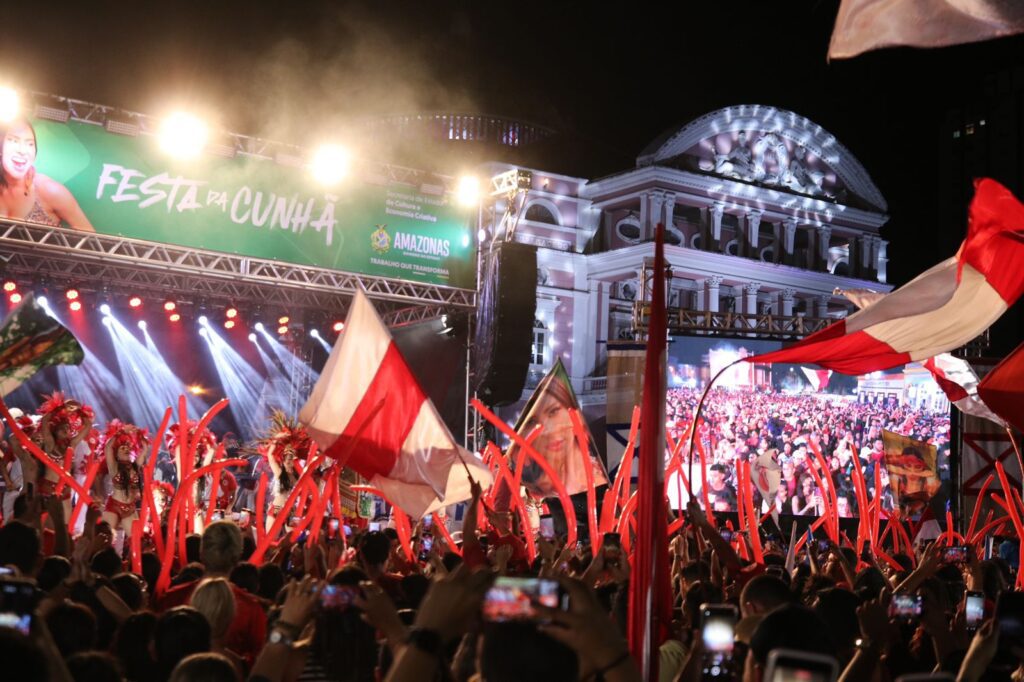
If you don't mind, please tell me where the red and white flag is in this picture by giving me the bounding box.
[978,340,1024,434]
[748,179,1024,375]
[800,367,833,392]
[829,0,1024,60]
[299,290,491,519]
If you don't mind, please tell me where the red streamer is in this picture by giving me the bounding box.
[569,409,600,557]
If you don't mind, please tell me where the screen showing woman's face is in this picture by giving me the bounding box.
[2,122,36,181]
[529,394,572,462]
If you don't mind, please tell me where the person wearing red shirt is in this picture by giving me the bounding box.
[156,521,266,667]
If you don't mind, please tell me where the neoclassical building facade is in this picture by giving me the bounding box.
[480,105,892,406]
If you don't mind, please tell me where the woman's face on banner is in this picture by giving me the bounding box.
[530,393,573,463]
[2,121,37,181]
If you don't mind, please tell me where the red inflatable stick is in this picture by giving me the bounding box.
[249,449,327,565]
[600,408,639,535]
[0,398,91,502]
[69,458,103,534]
[432,512,461,557]
[255,474,268,545]
[131,518,143,574]
[569,409,599,556]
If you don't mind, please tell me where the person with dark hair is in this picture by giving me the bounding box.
[257,563,285,602]
[46,600,98,657]
[229,561,259,596]
[479,622,579,682]
[90,546,122,578]
[36,554,71,591]
[746,604,837,679]
[111,572,146,611]
[185,533,202,564]
[65,651,122,682]
[358,531,404,604]
[169,652,240,682]
[155,606,211,682]
[113,611,159,682]
[0,520,40,575]
[812,588,861,662]
[0,627,53,682]
[142,551,162,593]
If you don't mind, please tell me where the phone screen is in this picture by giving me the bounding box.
[943,545,968,564]
[482,577,566,623]
[764,649,838,682]
[889,594,923,620]
[700,603,738,679]
[0,579,34,635]
[320,584,361,611]
[965,592,984,631]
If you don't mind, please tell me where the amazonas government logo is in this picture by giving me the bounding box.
[370,224,391,254]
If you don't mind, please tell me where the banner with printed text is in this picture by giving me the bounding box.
[8,118,475,287]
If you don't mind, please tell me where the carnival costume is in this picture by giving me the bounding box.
[36,392,93,499]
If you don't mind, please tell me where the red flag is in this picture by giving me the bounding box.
[627,224,672,679]
[978,340,1024,435]
[299,290,491,518]
[747,180,1024,374]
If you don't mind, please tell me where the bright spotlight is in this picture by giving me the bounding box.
[277,325,288,335]
[332,321,344,332]
[65,288,79,301]
[225,307,238,320]
[69,300,82,312]
[309,329,320,339]
[102,316,112,326]
[100,303,111,315]
[199,327,209,338]
[8,292,21,304]
[278,316,290,325]
[0,88,20,123]
[36,295,49,309]
[248,333,257,343]
[169,313,181,322]
[198,315,209,326]
[187,384,205,396]
[309,144,350,186]
[456,176,480,207]
[163,300,177,312]
[159,112,208,159]
[138,320,148,331]
[128,295,142,308]
[254,322,265,333]
[477,228,488,242]
[2,280,16,293]
[224,319,236,330]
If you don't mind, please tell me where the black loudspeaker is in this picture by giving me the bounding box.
[472,242,537,406]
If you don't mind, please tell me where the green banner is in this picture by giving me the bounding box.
[19,119,475,287]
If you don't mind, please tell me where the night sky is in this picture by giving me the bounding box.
[4,1,1023,345]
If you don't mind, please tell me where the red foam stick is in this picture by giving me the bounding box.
[792,515,828,556]
[471,399,578,548]
[971,515,1008,546]
[147,492,165,561]
[131,518,143,574]
[802,460,835,542]
[569,409,599,557]
[994,461,1024,546]
[967,474,995,540]
[249,450,327,565]
[69,458,103,534]
[289,477,326,543]
[970,509,995,546]
[695,436,713,522]
[486,443,536,562]
[138,408,172,551]
[874,546,904,572]
[309,468,337,545]
[53,447,74,496]
[807,438,839,540]
[351,485,416,562]
[601,407,640,534]
[178,441,225,564]
[616,491,639,551]
[740,460,764,564]
[872,465,882,548]
[0,398,91,502]
[617,408,642,514]
[432,513,461,557]
[255,474,268,545]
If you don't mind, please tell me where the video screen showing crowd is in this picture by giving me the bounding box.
[665,337,951,521]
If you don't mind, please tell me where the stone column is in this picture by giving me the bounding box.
[782,218,797,265]
[817,225,832,270]
[780,288,795,317]
[710,203,724,248]
[707,275,723,313]
[651,191,665,235]
[664,192,676,232]
[639,192,649,240]
[744,282,761,315]
[747,210,762,257]
[816,293,830,319]
[694,279,706,311]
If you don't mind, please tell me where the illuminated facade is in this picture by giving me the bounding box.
[482,105,893,404]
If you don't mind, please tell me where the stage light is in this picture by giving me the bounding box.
[138,320,147,331]
[254,322,265,333]
[163,300,177,312]
[100,303,111,315]
[69,300,82,312]
[36,295,48,308]
[65,288,79,301]
[169,313,181,322]
[0,88,20,123]
[278,315,289,325]
[333,321,344,332]
[159,112,208,159]
[248,333,257,342]
[198,315,209,326]
[7,292,21,304]
[224,319,235,330]
[277,325,288,335]
[102,315,112,326]
[456,175,480,207]
[187,384,205,396]
[199,327,209,338]
[128,295,142,308]
[309,144,350,186]
[309,329,320,339]
[2,280,16,293]
[225,307,238,319]
[478,228,488,242]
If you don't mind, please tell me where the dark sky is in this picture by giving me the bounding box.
[4,1,1023,316]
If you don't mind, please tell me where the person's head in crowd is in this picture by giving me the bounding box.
[382,527,399,552]
[312,567,378,681]
[46,600,98,657]
[739,574,793,618]
[682,580,724,628]
[358,531,391,573]
[113,611,158,682]
[185,534,202,564]
[747,604,836,680]
[168,652,239,682]
[0,627,50,682]
[679,559,710,593]
[709,463,728,488]
[190,578,236,644]
[36,554,71,591]
[200,521,243,576]
[712,491,736,512]
[400,573,429,610]
[442,551,463,574]
[812,588,860,660]
[479,622,579,682]
[173,562,206,587]
[155,607,212,678]
[90,546,122,578]
[66,651,122,682]
[0,520,40,575]
[978,558,1010,601]
[257,563,285,602]
[229,561,259,595]
[240,534,256,561]
[111,572,146,611]
[142,551,161,591]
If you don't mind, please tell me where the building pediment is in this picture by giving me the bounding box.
[637,105,887,213]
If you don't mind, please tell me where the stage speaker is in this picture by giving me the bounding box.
[472,242,537,406]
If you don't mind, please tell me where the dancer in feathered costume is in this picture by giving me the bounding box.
[100,420,150,554]
[37,392,94,518]
[2,411,37,523]
[166,419,217,532]
[257,411,312,533]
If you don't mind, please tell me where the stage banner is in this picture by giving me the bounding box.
[606,342,646,475]
[882,430,941,515]
[21,118,475,288]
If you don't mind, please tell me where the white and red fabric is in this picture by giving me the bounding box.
[748,179,1024,375]
[923,354,1006,427]
[829,0,1024,59]
[299,290,491,519]
[800,367,833,392]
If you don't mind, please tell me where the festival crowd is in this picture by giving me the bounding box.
[0,391,1020,682]
[666,387,952,518]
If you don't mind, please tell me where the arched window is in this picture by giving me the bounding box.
[616,219,642,244]
[524,201,561,225]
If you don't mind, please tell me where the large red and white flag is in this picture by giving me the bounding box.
[978,340,1024,434]
[748,179,1024,375]
[829,0,1024,60]
[299,290,491,519]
